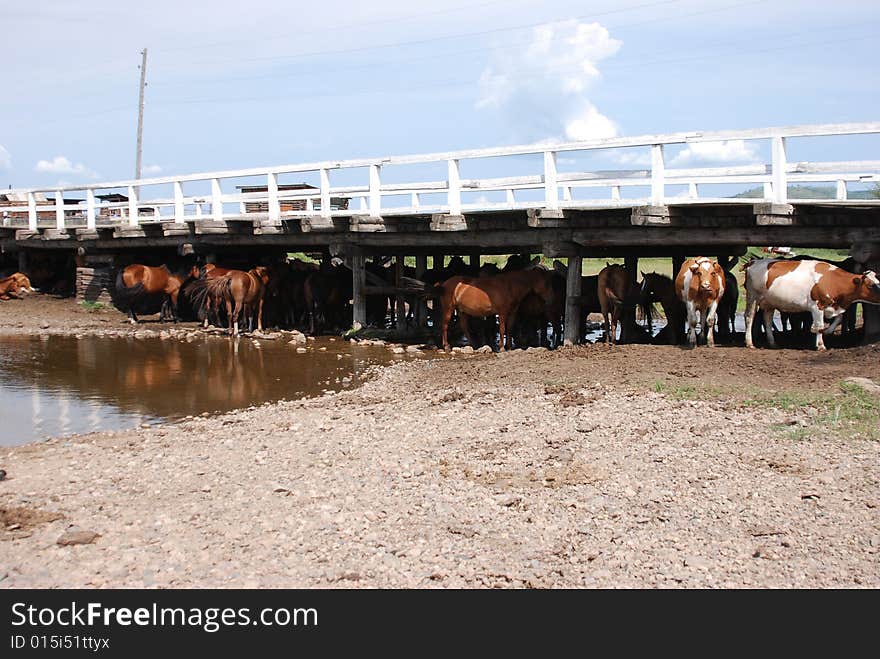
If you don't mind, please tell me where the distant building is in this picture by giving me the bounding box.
[236,183,349,214]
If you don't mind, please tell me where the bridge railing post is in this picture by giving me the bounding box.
[173,181,185,224]
[320,168,331,218]
[544,150,559,210]
[54,190,64,230]
[836,179,847,200]
[369,164,382,217]
[771,136,787,203]
[86,189,96,230]
[127,185,138,227]
[27,192,37,231]
[211,178,224,222]
[267,172,280,222]
[651,144,665,205]
[447,159,461,215]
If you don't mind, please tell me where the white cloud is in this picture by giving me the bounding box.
[142,164,163,176]
[611,150,651,167]
[0,145,10,170]
[34,155,99,179]
[477,20,622,142]
[670,140,760,166]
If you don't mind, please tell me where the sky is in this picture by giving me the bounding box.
[1,0,878,194]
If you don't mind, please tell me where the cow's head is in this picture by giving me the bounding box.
[856,270,880,302]
[689,257,723,296]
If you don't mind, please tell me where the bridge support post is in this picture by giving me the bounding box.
[563,256,582,346]
[352,252,366,328]
[17,249,28,274]
[395,254,406,332]
[622,256,639,343]
[672,254,685,279]
[415,255,428,329]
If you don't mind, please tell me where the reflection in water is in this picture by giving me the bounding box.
[0,335,425,446]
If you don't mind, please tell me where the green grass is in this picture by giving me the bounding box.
[654,378,880,441]
[78,301,106,312]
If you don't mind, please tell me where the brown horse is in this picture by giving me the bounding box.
[196,263,234,328]
[597,264,628,345]
[197,267,270,336]
[435,268,555,351]
[115,263,198,323]
[0,273,34,300]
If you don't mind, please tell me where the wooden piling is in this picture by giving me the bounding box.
[415,254,428,329]
[564,256,582,345]
[352,253,366,327]
[395,254,406,332]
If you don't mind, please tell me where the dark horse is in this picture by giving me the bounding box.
[115,263,198,323]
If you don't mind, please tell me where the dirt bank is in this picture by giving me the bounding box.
[1,341,878,588]
[0,295,196,337]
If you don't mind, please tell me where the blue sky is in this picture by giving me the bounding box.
[1,0,878,191]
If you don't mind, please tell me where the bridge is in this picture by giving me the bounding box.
[3,121,880,341]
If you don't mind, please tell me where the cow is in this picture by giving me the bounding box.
[744,258,880,351]
[675,257,726,348]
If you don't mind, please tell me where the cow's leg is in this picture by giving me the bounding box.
[810,306,829,351]
[762,308,777,348]
[705,300,719,348]
[686,303,698,348]
[744,295,757,349]
[129,308,138,324]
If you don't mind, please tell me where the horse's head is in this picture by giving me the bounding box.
[251,266,270,285]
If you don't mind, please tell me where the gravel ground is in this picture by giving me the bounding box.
[2,341,879,588]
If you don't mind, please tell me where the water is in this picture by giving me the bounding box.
[0,334,426,446]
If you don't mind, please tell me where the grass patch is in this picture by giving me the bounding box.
[78,301,106,313]
[650,377,880,440]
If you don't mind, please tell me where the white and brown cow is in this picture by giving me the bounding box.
[744,258,880,351]
[675,257,726,348]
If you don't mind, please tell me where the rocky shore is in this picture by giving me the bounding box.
[1,304,879,587]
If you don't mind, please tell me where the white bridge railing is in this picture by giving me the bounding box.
[2,122,879,232]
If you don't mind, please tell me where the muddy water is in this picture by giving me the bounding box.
[0,334,432,446]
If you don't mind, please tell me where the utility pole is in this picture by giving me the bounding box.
[135,48,148,182]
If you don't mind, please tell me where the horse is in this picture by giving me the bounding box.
[0,272,33,300]
[303,262,352,334]
[193,263,234,328]
[597,264,628,345]
[639,272,687,345]
[114,263,198,323]
[193,267,270,336]
[406,267,554,351]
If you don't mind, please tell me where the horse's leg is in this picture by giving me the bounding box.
[441,303,454,351]
[497,312,507,351]
[458,311,474,348]
[170,291,180,323]
[257,295,264,332]
[129,307,138,324]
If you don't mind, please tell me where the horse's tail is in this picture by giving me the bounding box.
[113,269,144,308]
[604,286,625,307]
[204,275,233,305]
